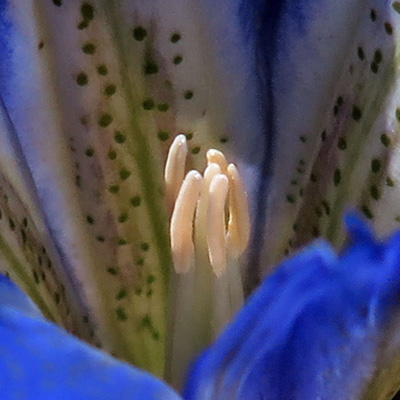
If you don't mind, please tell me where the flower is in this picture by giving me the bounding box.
[1,0,400,399]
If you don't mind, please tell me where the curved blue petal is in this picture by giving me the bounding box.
[0,283,181,400]
[185,214,400,399]
[0,274,43,319]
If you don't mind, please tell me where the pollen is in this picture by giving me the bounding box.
[166,135,251,276]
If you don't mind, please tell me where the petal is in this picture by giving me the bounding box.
[0,0,265,374]
[245,0,400,283]
[0,273,43,319]
[0,275,181,400]
[185,214,400,400]
[0,98,79,330]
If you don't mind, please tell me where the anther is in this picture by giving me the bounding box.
[165,134,188,208]
[170,170,203,274]
[207,174,229,277]
[206,149,228,173]
[226,164,251,258]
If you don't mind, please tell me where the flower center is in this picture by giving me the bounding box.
[165,134,251,277]
[164,135,251,388]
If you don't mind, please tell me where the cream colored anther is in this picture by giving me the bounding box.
[206,149,228,173]
[226,164,251,258]
[170,170,203,274]
[207,174,229,277]
[164,134,188,208]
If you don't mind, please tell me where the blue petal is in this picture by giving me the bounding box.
[0,274,43,319]
[185,215,400,399]
[0,284,181,400]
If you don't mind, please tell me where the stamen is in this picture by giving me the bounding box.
[170,170,203,274]
[206,149,228,172]
[164,134,188,208]
[207,174,229,277]
[226,164,251,258]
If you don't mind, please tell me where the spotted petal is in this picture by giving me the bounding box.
[185,213,400,400]
[0,0,265,375]
[245,0,400,284]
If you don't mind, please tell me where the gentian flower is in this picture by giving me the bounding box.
[1,0,400,399]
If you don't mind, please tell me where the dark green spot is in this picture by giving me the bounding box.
[381,133,391,147]
[133,26,147,41]
[310,173,317,183]
[170,33,181,43]
[130,196,141,207]
[185,133,193,140]
[374,49,383,64]
[357,47,365,60]
[147,275,156,284]
[76,72,88,86]
[286,194,296,204]
[337,137,347,150]
[114,131,126,144]
[118,213,129,223]
[370,9,377,21]
[119,169,131,180]
[108,185,120,194]
[157,103,170,112]
[136,257,145,266]
[371,62,379,74]
[143,99,155,110]
[115,307,128,321]
[96,235,105,242]
[371,158,382,173]
[85,148,94,157]
[81,3,95,21]
[191,146,200,155]
[321,200,330,215]
[290,179,297,185]
[184,90,193,100]
[38,42,44,50]
[97,64,108,75]
[141,242,150,251]
[116,289,127,300]
[385,22,393,35]
[361,205,374,219]
[54,292,61,304]
[173,55,183,65]
[82,43,96,55]
[220,137,228,143]
[107,267,119,276]
[334,169,341,186]
[8,218,15,231]
[144,62,159,75]
[86,215,95,225]
[396,108,400,122]
[157,131,170,141]
[118,238,128,246]
[321,131,327,141]
[299,135,307,143]
[352,105,362,121]
[53,0,62,5]
[370,185,380,200]
[108,150,117,160]
[98,113,113,127]
[104,84,117,96]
